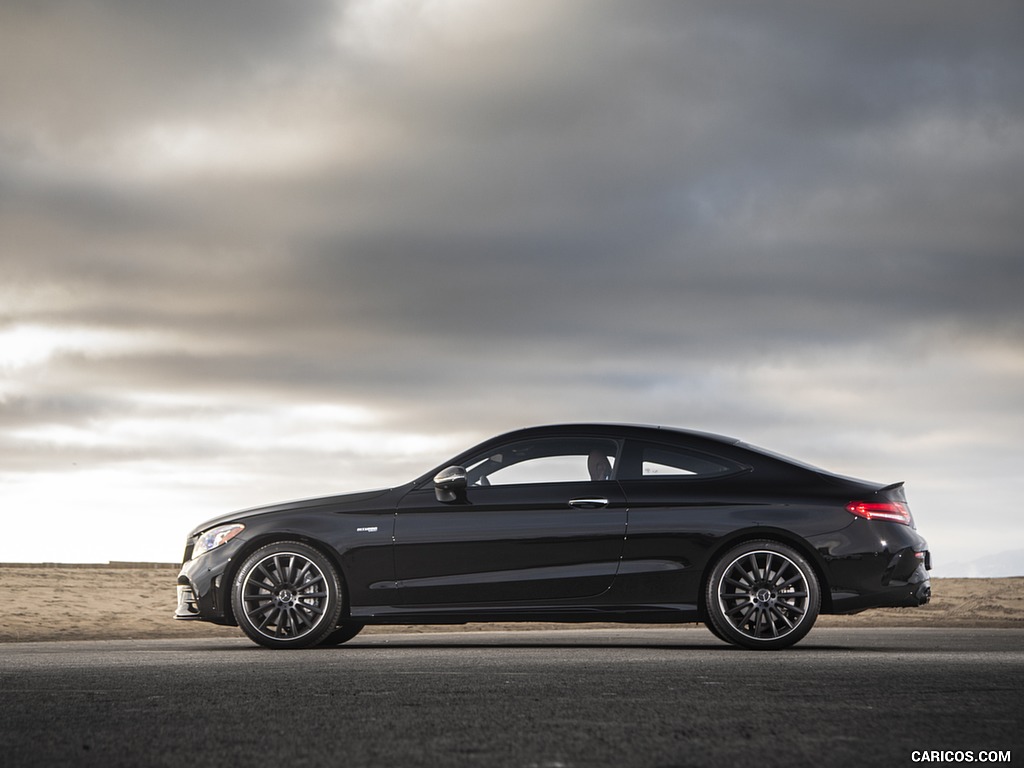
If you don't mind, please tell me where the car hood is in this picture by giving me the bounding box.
[187,487,397,536]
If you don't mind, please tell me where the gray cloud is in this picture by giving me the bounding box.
[1,0,1022,567]
[0,0,335,141]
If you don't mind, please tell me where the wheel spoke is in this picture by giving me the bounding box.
[255,563,278,588]
[748,607,759,635]
[268,608,284,635]
[723,594,751,605]
[760,607,772,637]
[754,609,769,637]
[294,601,325,618]
[775,573,802,590]
[288,608,301,636]
[300,573,325,590]
[242,595,266,605]
[270,608,287,632]
[725,599,753,617]
[246,600,275,620]
[746,554,763,582]
[770,605,795,629]
[770,564,790,588]
[777,602,806,618]
[282,606,294,638]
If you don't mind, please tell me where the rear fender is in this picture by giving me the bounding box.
[697,527,834,617]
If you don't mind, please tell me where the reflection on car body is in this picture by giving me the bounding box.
[176,424,931,650]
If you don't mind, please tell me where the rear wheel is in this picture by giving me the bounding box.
[705,540,820,650]
[232,541,343,649]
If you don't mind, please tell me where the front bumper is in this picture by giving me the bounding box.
[172,536,247,625]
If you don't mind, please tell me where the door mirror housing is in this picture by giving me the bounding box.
[433,465,468,503]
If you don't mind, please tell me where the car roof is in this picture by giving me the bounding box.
[493,423,741,445]
[417,423,745,483]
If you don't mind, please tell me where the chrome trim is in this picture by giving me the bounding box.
[174,584,201,620]
[568,497,609,509]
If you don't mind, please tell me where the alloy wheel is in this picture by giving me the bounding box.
[233,544,342,648]
[709,543,819,649]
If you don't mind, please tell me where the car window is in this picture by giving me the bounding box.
[624,442,741,480]
[465,438,619,486]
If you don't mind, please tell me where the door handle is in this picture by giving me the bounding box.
[568,497,609,509]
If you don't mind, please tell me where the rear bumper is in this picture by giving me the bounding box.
[818,519,931,614]
[827,551,931,614]
[829,569,931,613]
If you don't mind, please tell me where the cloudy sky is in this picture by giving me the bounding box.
[1,1,1022,573]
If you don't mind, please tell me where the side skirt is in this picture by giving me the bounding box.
[348,603,701,625]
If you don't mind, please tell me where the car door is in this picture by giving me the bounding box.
[394,437,627,606]
[613,439,751,603]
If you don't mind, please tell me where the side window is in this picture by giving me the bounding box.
[465,438,619,486]
[629,443,740,479]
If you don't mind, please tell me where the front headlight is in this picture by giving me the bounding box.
[193,523,245,558]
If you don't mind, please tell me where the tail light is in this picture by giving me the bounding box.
[845,500,912,526]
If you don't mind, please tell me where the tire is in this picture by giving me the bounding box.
[703,617,730,644]
[705,540,820,650]
[321,622,365,646]
[232,541,344,649]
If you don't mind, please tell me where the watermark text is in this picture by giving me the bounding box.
[911,751,1012,763]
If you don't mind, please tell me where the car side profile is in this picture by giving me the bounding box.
[175,424,931,650]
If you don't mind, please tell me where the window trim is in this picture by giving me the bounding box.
[617,440,748,482]
[460,436,624,488]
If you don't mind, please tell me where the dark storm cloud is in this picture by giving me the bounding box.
[5,0,1021,356]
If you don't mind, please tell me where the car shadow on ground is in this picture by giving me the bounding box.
[186,635,876,653]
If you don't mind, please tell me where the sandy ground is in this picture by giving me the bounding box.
[1,564,1021,643]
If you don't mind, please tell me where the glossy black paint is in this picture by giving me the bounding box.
[176,424,931,639]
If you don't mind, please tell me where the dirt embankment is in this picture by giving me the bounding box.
[1,565,1021,643]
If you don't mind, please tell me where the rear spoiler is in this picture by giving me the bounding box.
[874,481,910,516]
[876,481,905,493]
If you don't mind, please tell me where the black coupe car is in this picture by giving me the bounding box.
[175,424,931,650]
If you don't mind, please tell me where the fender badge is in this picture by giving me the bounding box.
[356,526,379,533]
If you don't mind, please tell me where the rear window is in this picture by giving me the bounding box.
[734,441,829,473]
[624,442,743,480]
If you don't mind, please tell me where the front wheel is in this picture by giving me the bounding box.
[705,540,820,650]
[232,541,344,649]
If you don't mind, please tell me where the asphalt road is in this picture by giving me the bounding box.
[2,628,1021,768]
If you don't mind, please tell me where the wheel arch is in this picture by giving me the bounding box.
[696,527,833,618]
[220,532,352,626]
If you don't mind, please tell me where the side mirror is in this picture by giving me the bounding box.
[433,465,468,503]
